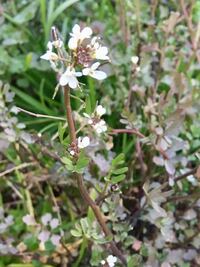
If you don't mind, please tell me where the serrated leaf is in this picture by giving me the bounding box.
[111,174,126,184]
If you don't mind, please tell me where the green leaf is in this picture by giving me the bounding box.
[61,157,74,171]
[111,174,126,184]
[127,255,142,267]
[75,152,90,173]
[11,86,54,115]
[111,153,125,166]
[13,2,39,24]
[71,229,82,237]
[80,218,89,235]
[24,236,38,251]
[112,167,128,175]
[45,240,56,252]
[192,1,200,23]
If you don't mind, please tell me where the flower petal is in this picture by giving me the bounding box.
[91,62,100,70]
[96,105,106,116]
[82,68,90,76]
[75,71,82,77]
[47,41,53,51]
[68,37,78,50]
[91,70,107,80]
[72,24,80,35]
[59,74,69,86]
[68,76,79,89]
[96,46,109,60]
[40,52,50,60]
[80,27,92,40]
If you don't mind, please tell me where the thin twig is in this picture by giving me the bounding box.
[111,128,145,138]
[0,162,38,178]
[18,107,66,121]
[162,166,198,190]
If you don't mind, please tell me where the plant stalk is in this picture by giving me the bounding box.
[63,86,126,266]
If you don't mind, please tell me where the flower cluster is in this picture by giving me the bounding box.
[69,136,90,156]
[41,24,109,89]
[101,255,117,267]
[84,105,107,134]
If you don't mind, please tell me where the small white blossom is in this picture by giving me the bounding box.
[78,136,90,149]
[22,214,36,226]
[136,66,140,72]
[93,120,107,134]
[52,39,63,48]
[40,41,58,61]
[10,106,19,114]
[68,24,92,50]
[59,67,82,89]
[70,150,75,156]
[90,38,109,60]
[131,56,139,64]
[82,62,107,80]
[107,255,117,267]
[96,105,106,117]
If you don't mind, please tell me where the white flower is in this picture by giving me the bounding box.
[96,105,106,117]
[136,66,140,72]
[52,39,63,48]
[131,56,139,64]
[107,255,117,267]
[93,120,107,134]
[68,24,92,50]
[89,37,109,60]
[40,41,58,61]
[90,38,109,60]
[83,112,93,124]
[70,150,75,156]
[78,136,90,149]
[82,62,107,80]
[59,67,82,89]
[22,214,36,226]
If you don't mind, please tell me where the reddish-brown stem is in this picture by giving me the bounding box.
[64,88,76,143]
[111,128,145,138]
[63,86,126,266]
[179,0,200,63]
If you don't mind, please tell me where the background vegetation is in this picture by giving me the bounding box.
[0,0,200,266]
